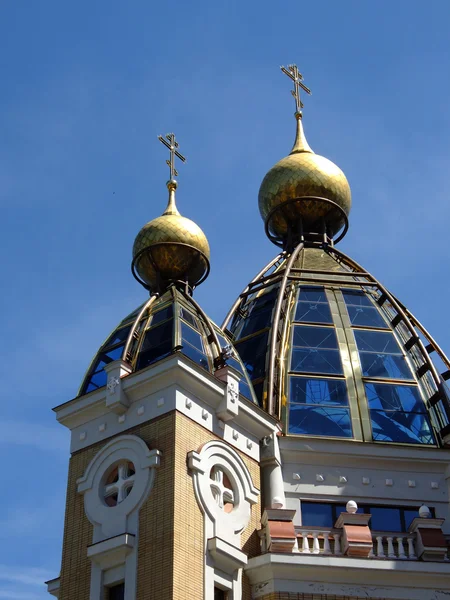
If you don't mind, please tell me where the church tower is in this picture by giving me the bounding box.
[47,67,450,600]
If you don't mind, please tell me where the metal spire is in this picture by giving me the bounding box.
[280,64,311,114]
[158,132,186,181]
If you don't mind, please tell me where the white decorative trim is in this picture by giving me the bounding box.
[77,435,161,600]
[188,440,259,600]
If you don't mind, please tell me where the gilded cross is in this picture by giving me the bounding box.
[158,132,186,180]
[280,64,311,113]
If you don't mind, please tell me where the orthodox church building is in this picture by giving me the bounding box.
[46,65,450,600]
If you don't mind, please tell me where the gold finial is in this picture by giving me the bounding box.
[158,132,186,181]
[280,64,311,115]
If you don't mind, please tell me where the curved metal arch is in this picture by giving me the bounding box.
[327,246,450,437]
[122,294,160,364]
[221,251,286,332]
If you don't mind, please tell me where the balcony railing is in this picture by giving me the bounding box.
[296,526,418,560]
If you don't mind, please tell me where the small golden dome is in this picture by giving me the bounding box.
[258,113,351,246]
[132,181,210,292]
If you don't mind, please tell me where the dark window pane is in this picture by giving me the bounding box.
[365,383,426,413]
[252,286,278,310]
[360,353,413,379]
[94,345,126,371]
[354,330,401,354]
[136,320,173,370]
[342,290,374,307]
[150,305,173,327]
[293,326,339,350]
[298,287,328,303]
[290,377,349,406]
[347,305,387,328]
[181,323,204,352]
[370,507,402,532]
[370,409,435,444]
[291,348,343,375]
[104,325,132,347]
[252,381,264,405]
[234,331,269,380]
[237,307,272,340]
[180,307,198,328]
[301,502,333,527]
[289,405,352,437]
[108,583,124,600]
[181,343,209,370]
[295,301,333,324]
[226,357,244,375]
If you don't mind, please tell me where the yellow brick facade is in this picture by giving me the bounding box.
[57,410,261,600]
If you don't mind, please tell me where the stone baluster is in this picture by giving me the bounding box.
[407,536,417,560]
[376,536,385,558]
[368,546,375,558]
[323,532,331,555]
[312,532,320,554]
[387,536,396,558]
[333,533,342,555]
[301,532,311,554]
[396,537,407,559]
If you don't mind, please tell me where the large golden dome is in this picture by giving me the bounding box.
[259,114,351,246]
[132,181,210,292]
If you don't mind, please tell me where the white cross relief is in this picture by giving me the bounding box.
[210,467,235,512]
[103,461,135,507]
[107,376,120,394]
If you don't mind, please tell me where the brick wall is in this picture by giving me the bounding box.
[57,410,261,600]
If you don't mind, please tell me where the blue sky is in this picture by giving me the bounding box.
[1,1,450,597]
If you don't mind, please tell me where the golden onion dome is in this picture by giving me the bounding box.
[258,112,351,247]
[132,180,210,292]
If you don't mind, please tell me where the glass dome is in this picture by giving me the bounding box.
[79,287,258,404]
[223,245,450,447]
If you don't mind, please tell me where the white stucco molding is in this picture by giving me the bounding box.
[77,434,161,542]
[188,440,258,545]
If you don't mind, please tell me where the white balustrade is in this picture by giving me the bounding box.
[297,527,339,555]
[372,533,417,560]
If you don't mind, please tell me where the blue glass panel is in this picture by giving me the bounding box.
[291,348,343,374]
[404,509,420,530]
[136,320,173,370]
[354,330,400,354]
[89,370,107,389]
[181,343,209,370]
[347,305,387,328]
[234,330,269,380]
[289,405,352,437]
[365,383,426,413]
[370,507,402,532]
[252,381,264,405]
[151,305,173,327]
[239,380,252,401]
[104,325,132,347]
[179,307,198,328]
[298,287,328,303]
[293,326,339,349]
[227,357,244,375]
[301,502,333,527]
[295,301,333,324]
[342,290,374,307]
[237,308,272,340]
[370,409,435,444]
[181,323,204,352]
[95,345,126,370]
[86,382,99,393]
[290,377,349,406]
[360,353,413,379]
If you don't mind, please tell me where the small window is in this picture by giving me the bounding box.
[150,304,173,327]
[354,330,413,380]
[180,322,209,370]
[291,326,343,375]
[136,319,173,371]
[214,588,228,600]
[343,290,387,329]
[234,330,269,381]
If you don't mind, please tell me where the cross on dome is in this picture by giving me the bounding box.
[158,132,186,181]
[280,64,311,114]
[210,467,235,512]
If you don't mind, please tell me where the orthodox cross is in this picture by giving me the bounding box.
[158,132,186,180]
[210,467,235,511]
[280,64,311,113]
